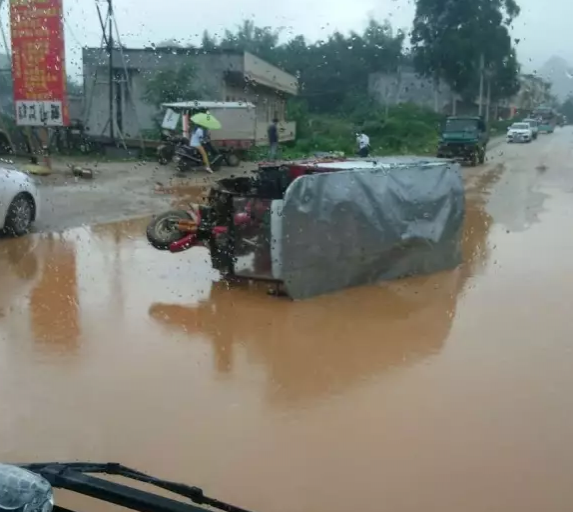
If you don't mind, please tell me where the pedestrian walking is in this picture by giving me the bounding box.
[268,118,279,160]
[356,131,370,157]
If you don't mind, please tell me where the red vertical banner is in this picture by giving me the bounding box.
[10,0,69,126]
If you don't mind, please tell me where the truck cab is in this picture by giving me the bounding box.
[437,116,489,166]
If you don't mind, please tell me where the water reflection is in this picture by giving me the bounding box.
[0,171,506,512]
[91,217,150,241]
[0,234,81,350]
[29,234,80,350]
[1,235,40,281]
[149,193,493,406]
[0,236,41,318]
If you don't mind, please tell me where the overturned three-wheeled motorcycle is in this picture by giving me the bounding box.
[146,156,466,300]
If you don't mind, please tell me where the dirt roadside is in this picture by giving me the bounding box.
[9,136,505,233]
[8,155,257,233]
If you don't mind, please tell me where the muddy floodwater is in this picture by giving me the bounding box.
[2,130,573,512]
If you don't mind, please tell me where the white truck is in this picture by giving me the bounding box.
[161,101,296,165]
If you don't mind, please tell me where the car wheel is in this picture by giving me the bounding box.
[4,194,34,237]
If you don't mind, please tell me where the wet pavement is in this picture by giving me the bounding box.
[2,128,573,512]
[31,158,253,233]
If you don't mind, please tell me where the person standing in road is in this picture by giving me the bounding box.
[268,118,279,160]
[356,131,370,157]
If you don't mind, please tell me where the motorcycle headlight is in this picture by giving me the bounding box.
[0,465,53,512]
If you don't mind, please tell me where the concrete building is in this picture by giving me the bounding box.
[369,66,454,113]
[81,47,298,140]
[369,66,518,119]
[512,74,553,111]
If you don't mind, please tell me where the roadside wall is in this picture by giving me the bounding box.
[369,67,453,112]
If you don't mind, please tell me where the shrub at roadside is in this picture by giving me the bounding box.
[275,102,443,159]
[489,119,513,136]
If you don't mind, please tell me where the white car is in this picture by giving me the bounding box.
[507,123,533,143]
[0,161,40,236]
[522,118,539,139]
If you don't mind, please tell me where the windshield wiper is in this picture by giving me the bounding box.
[18,462,256,512]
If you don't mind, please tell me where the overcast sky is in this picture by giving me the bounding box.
[1,0,572,78]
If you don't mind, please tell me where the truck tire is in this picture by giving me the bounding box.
[225,152,241,167]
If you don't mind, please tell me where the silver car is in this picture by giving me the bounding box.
[0,161,41,236]
[507,123,533,143]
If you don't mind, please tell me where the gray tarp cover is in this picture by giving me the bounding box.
[280,157,465,300]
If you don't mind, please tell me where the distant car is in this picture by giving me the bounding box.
[0,162,40,236]
[507,123,533,143]
[522,118,539,139]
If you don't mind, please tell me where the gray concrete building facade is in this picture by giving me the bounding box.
[81,47,298,139]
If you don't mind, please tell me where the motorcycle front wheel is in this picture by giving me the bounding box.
[157,146,172,165]
[146,210,193,250]
[175,158,193,173]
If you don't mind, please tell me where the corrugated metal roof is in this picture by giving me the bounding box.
[161,101,255,109]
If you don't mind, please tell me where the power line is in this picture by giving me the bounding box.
[64,16,83,49]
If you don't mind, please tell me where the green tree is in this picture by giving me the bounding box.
[142,63,203,108]
[560,96,573,121]
[218,20,281,65]
[489,50,521,101]
[157,39,183,48]
[200,31,217,51]
[201,18,404,113]
[411,0,521,105]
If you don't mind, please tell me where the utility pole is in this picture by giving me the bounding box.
[484,63,493,124]
[434,72,440,113]
[486,76,491,123]
[478,53,485,117]
[107,0,114,141]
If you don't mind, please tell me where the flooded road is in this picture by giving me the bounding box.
[2,129,573,512]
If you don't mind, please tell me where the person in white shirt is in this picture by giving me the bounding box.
[189,124,212,173]
[356,131,370,157]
